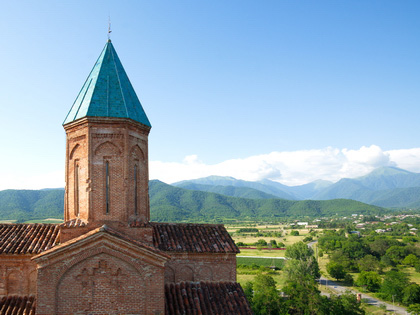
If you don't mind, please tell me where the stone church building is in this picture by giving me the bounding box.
[0,41,252,315]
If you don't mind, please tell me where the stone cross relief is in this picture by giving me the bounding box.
[75,260,127,313]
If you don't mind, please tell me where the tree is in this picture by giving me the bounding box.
[303,236,313,242]
[356,271,382,292]
[379,270,409,302]
[286,256,321,280]
[341,240,366,259]
[243,281,254,301]
[285,241,313,261]
[290,230,299,236]
[283,241,322,314]
[248,274,284,315]
[256,239,267,251]
[327,262,346,281]
[407,303,420,315]
[380,254,395,267]
[402,283,420,306]
[385,245,409,264]
[285,241,320,279]
[283,276,323,315]
[324,292,366,315]
[403,254,419,267]
[343,273,354,286]
[357,255,380,272]
[329,250,356,272]
[369,238,390,256]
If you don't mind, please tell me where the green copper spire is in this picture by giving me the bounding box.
[63,40,151,127]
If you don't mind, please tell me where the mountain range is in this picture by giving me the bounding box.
[0,181,386,223]
[173,166,420,208]
[0,166,418,222]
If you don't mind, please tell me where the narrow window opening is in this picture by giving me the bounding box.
[134,164,138,215]
[105,161,110,214]
[74,162,79,216]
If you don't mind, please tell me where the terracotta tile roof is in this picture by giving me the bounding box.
[151,223,239,253]
[0,224,60,254]
[0,296,35,315]
[165,281,252,315]
[60,218,87,228]
[34,225,170,261]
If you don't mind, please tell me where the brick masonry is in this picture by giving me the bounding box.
[64,117,151,226]
[34,229,168,315]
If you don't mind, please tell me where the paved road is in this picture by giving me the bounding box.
[319,277,408,314]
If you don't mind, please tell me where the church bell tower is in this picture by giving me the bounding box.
[63,40,151,226]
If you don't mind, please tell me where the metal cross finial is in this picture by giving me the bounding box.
[108,16,112,41]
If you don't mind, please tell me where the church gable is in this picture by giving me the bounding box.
[33,226,168,315]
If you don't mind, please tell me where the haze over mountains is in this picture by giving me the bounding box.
[173,166,420,208]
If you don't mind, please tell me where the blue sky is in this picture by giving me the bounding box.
[1,1,420,189]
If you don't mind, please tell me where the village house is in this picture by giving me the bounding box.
[0,40,252,315]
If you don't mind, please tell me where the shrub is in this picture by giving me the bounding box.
[238,228,259,233]
[303,236,313,242]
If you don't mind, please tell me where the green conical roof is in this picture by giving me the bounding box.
[63,40,151,127]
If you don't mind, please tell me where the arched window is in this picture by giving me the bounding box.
[105,161,110,214]
[134,164,138,215]
[74,161,79,216]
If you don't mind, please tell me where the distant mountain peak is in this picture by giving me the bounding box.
[362,166,412,177]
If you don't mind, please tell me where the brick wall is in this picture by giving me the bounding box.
[0,256,37,296]
[164,253,237,283]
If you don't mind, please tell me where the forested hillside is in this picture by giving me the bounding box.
[0,182,388,222]
[148,180,387,222]
[0,189,64,221]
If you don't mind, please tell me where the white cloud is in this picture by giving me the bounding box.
[0,170,64,191]
[387,148,420,173]
[150,145,420,186]
[3,145,420,190]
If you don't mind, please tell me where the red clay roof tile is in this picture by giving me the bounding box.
[164,281,252,315]
[0,296,36,315]
[151,223,239,253]
[0,224,59,254]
